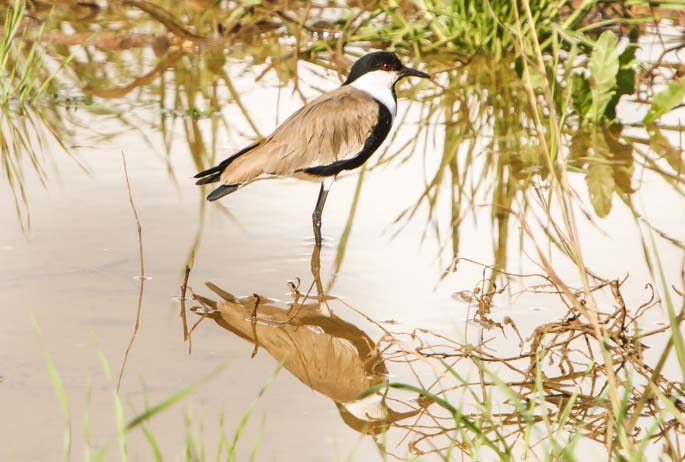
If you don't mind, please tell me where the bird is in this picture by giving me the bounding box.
[194,51,430,246]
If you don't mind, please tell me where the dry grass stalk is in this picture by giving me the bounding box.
[116,152,145,392]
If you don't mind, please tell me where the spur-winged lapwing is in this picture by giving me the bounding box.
[194,51,430,246]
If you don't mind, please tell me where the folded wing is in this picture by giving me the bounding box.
[218,85,381,185]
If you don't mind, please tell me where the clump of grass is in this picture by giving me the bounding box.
[33,318,277,462]
[0,0,66,105]
[358,0,578,59]
[0,0,78,231]
[0,0,78,230]
[363,265,685,460]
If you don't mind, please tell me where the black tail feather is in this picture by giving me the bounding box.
[194,141,261,181]
[207,184,239,201]
[194,164,222,179]
[195,172,222,185]
[195,141,261,200]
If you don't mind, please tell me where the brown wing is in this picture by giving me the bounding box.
[219,86,379,185]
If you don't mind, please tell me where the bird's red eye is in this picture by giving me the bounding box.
[381,63,393,71]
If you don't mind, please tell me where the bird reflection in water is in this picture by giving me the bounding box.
[191,246,430,435]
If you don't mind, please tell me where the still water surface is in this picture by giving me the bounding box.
[1,8,685,461]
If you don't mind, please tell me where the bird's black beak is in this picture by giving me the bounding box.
[400,65,430,79]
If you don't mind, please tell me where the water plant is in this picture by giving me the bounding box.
[4,0,685,461]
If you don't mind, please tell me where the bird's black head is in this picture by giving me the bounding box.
[342,51,430,86]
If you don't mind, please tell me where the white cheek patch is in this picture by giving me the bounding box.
[350,70,398,118]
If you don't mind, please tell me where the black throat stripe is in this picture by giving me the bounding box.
[301,99,393,177]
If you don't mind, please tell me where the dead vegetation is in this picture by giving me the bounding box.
[4,0,683,460]
[187,251,685,460]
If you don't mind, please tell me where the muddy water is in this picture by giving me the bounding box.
[2,19,685,462]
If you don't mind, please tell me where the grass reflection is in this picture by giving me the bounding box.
[0,105,79,229]
[190,249,685,460]
[3,1,685,461]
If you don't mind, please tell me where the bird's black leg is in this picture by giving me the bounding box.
[312,181,329,247]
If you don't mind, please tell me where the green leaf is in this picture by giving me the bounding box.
[618,43,638,68]
[588,31,619,123]
[572,73,592,119]
[585,128,616,217]
[644,77,685,124]
[606,44,638,119]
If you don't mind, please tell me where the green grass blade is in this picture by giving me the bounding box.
[644,77,685,124]
[32,316,72,462]
[141,424,163,462]
[126,361,228,431]
[228,362,283,462]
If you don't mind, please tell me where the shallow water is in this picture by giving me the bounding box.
[2,3,685,461]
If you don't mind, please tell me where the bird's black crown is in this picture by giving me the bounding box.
[343,52,403,85]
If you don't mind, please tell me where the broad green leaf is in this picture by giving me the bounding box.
[644,77,685,123]
[571,74,591,119]
[585,128,616,217]
[618,43,638,68]
[588,31,619,123]
[606,44,638,119]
